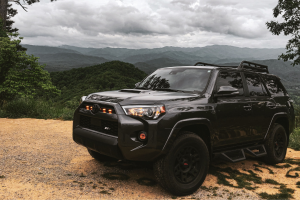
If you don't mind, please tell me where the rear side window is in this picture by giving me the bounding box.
[244,73,267,97]
[262,76,286,96]
[216,71,244,95]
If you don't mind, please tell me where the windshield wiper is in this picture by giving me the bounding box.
[154,88,201,94]
[135,87,150,90]
[153,88,181,92]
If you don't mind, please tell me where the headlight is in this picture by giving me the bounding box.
[122,105,166,119]
[80,96,87,104]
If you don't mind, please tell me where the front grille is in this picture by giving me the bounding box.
[79,115,118,137]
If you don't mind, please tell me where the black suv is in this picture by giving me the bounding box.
[73,61,295,196]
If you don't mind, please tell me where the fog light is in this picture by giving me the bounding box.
[138,131,147,141]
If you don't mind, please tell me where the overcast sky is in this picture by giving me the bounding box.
[11,0,289,49]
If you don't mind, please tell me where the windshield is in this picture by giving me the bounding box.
[137,68,212,92]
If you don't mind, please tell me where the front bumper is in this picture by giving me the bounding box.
[72,100,171,162]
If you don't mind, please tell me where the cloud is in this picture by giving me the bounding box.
[11,0,289,48]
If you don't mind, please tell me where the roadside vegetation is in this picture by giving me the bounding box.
[0,58,147,120]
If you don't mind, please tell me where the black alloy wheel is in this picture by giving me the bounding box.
[174,146,201,184]
[274,131,285,157]
[153,132,209,196]
[263,123,287,164]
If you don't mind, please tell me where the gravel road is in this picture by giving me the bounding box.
[0,118,299,199]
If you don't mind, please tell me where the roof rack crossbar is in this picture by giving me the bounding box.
[238,61,269,73]
[194,62,220,67]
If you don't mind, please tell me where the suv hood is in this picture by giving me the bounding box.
[87,89,202,105]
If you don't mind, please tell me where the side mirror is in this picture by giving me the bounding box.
[135,82,140,87]
[214,86,239,97]
[80,96,87,104]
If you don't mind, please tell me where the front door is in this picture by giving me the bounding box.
[213,71,253,147]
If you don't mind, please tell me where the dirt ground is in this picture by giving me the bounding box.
[0,118,299,199]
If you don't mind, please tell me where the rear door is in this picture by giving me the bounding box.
[261,75,291,133]
[243,72,275,140]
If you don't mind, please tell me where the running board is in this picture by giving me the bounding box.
[213,144,267,163]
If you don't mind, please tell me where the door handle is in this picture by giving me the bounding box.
[243,105,252,111]
[266,102,276,109]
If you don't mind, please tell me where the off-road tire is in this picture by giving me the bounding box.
[153,132,209,196]
[263,123,288,164]
[87,149,117,162]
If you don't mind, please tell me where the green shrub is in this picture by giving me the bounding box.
[0,98,74,120]
[289,128,300,151]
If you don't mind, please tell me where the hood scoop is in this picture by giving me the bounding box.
[88,94,124,103]
[120,89,142,93]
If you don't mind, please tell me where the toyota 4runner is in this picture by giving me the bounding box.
[73,61,295,196]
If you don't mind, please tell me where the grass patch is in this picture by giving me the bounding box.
[265,179,280,185]
[0,175,5,178]
[79,173,86,177]
[99,190,111,195]
[253,164,274,174]
[200,186,219,196]
[101,172,130,181]
[109,188,115,190]
[259,184,294,199]
[273,163,292,168]
[136,177,157,186]
[92,185,97,189]
[285,158,300,166]
[209,166,262,190]
[286,167,300,178]
[91,172,97,175]
[254,167,263,172]
[79,183,84,187]
[66,174,72,176]
[289,128,300,151]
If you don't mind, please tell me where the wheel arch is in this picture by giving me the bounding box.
[162,118,212,157]
[264,112,289,141]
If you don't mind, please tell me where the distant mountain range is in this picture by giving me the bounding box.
[23,44,300,92]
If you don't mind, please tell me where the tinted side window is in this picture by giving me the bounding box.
[262,76,286,96]
[216,71,244,95]
[244,73,267,96]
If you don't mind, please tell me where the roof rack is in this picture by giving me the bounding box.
[194,62,220,67]
[194,60,269,74]
[238,61,269,73]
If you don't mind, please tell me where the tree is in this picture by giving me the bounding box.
[0,0,56,31]
[266,0,300,66]
[0,32,60,104]
[6,3,18,33]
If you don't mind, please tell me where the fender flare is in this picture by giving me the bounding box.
[263,112,288,140]
[162,118,212,151]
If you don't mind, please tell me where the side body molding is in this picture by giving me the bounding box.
[162,118,211,151]
[263,112,288,140]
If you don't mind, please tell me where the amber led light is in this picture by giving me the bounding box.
[138,132,147,141]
